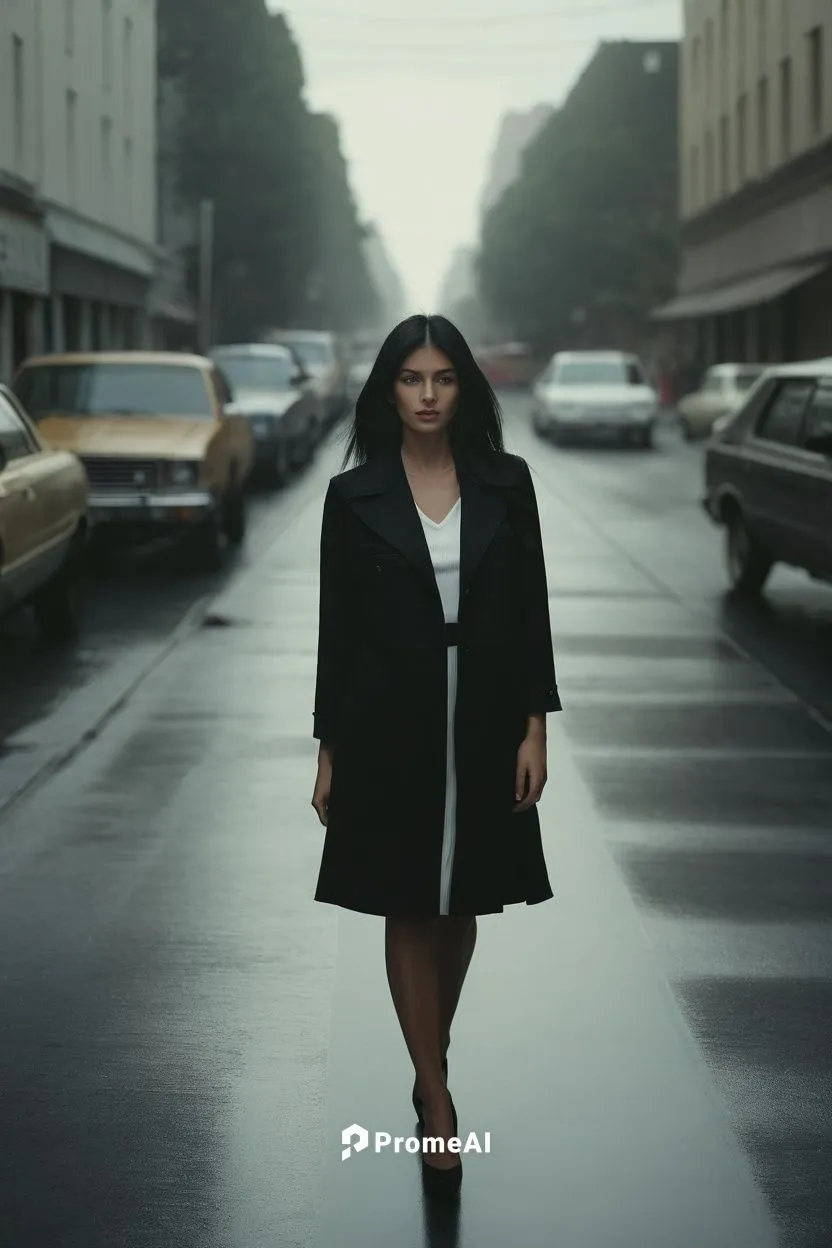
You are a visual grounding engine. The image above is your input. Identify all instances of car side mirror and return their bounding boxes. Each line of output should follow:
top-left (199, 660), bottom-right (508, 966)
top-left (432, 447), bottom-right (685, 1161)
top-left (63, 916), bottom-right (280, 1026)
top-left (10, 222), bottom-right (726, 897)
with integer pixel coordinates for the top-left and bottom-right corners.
top-left (291, 369), bottom-right (309, 385)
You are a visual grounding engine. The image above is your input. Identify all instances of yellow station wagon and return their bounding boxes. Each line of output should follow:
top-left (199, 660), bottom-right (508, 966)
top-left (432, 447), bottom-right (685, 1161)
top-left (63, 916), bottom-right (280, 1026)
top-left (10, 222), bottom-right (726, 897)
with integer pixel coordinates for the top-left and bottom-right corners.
top-left (13, 352), bottom-right (254, 570)
top-left (0, 383), bottom-right (88, 638)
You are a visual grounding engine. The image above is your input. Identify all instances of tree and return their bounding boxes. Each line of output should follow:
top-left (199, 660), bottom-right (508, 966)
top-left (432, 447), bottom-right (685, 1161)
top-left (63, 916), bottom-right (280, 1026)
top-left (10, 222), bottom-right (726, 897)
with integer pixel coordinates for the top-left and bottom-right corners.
top-left (157, 0), bottom-right (378, 339)
top-left (478, 42), bottom-right (680, 357)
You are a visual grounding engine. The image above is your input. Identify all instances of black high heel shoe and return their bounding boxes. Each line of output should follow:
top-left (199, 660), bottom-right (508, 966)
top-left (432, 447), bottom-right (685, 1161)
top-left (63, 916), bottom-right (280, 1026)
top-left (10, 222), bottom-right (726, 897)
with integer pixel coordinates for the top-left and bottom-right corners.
top-left (421, 1090), bottom-right (462, 1199)
top-left (412, 1055), bottom-right (448, 1129)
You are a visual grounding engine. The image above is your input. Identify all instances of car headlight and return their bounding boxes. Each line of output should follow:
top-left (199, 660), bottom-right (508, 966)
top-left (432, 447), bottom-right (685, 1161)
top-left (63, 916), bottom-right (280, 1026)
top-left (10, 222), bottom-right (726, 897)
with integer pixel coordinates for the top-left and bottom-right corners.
top-left (165, 460), bottom-right (200, 487)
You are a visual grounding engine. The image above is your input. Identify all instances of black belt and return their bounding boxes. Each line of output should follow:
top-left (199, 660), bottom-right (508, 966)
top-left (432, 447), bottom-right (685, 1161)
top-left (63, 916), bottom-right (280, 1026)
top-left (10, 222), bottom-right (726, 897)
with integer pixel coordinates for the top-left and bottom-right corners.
top-left (445, 622), bottom-right (459, 647)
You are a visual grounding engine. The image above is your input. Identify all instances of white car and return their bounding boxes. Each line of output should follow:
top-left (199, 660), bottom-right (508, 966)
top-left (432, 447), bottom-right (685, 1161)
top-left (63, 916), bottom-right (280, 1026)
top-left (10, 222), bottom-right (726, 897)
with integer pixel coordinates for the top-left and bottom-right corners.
top-left (532, 351), bottom-right (660, 448)
top-left (677, 363), bottom-right (765, 441)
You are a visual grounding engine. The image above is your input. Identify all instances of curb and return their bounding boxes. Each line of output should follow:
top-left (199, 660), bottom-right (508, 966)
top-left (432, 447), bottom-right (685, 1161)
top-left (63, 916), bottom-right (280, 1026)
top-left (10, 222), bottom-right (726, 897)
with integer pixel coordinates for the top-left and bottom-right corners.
top-left (0, 590), bottom-right (214, 821)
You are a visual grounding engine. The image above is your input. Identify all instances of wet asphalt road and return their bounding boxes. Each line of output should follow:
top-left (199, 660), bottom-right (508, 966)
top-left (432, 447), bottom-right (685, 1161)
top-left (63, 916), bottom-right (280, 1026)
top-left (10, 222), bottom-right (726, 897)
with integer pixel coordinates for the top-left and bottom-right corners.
top-left (0, 396), bottom-right (830, 1247)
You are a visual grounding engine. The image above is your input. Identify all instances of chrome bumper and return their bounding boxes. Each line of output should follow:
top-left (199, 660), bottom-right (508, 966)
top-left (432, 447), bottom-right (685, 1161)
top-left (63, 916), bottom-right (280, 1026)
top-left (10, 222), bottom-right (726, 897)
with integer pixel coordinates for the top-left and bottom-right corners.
top-left (88, 491), bottom-right (215, 523)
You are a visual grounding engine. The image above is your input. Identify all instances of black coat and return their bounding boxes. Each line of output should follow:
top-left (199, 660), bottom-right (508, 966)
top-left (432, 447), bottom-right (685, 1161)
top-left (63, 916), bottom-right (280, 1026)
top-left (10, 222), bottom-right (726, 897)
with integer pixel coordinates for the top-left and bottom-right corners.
top-left (312, 447), bottom-right (561, 917)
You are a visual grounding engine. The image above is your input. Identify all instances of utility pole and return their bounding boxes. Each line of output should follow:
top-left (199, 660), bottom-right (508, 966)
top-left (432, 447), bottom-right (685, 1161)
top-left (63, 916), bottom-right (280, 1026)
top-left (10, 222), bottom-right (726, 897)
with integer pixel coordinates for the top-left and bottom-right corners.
top-left (197, 199), bottom-right (214, 353)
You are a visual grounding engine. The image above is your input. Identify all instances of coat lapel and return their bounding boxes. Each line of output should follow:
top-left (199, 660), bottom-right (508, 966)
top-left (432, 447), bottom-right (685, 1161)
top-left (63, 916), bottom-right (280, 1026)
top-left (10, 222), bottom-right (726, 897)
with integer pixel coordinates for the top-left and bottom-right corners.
top-left (340, 448), bottom-right (509, 604)
top-left (343, 452), bottom-right (439, 594)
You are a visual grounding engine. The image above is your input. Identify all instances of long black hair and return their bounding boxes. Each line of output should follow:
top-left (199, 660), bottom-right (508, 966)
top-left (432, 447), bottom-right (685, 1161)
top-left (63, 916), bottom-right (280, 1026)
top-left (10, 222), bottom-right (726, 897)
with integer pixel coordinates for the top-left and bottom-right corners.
top-left (341, 314), bottom-right (504, 469)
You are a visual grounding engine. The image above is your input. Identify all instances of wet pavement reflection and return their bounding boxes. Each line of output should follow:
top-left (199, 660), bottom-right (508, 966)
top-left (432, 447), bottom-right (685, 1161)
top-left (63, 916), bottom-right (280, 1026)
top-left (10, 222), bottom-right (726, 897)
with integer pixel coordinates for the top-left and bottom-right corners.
top-left (0, 399), bottom-right (829, 1245)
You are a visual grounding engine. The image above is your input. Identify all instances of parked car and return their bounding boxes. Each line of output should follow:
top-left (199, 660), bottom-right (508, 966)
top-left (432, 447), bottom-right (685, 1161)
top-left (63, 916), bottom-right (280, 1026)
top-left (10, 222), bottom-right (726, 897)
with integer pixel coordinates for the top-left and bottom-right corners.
top-left (346, 351), bottom-right (377, 404)
top-left (211, 343), bottom-right (318, 483)
top-left (531, 351), bottom-right (660, 448)
top-left (263, 330), bottom-right (347, 429)
top-left (702, 359), bottom-right (832, 595)
top-left (0, 383), bottom-right (88, 638)
top-left (12, 352), bottom-right (253, 571)
top-left (677, 363), bottom-right (765, 440)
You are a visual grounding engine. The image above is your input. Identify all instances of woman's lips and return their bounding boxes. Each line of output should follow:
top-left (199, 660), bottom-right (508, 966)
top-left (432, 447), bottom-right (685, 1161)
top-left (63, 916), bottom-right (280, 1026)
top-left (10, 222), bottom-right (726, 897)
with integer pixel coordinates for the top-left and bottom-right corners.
top-left (417, 409), bottom-right (439, 416)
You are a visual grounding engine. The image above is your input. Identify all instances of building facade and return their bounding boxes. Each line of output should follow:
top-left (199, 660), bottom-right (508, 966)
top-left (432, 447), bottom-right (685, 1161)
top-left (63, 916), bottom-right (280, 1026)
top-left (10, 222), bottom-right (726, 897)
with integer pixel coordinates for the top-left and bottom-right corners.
top-left (656, 0), bottom-right (832, 364)
top-left (0, 0), bottom-right (159, 382)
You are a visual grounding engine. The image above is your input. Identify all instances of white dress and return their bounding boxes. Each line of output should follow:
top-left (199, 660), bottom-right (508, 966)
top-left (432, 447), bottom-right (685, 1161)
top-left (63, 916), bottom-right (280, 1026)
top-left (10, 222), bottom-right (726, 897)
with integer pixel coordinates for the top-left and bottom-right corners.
top-left (416, 497), bottom-right (461, 916)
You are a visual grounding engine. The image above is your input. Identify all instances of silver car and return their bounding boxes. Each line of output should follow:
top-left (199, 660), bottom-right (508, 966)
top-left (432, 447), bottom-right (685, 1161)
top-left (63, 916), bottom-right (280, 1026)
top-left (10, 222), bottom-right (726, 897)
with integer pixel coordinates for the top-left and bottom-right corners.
top-left (678, 363), bottom-right (765, 441)
top-left (211, 344), bottom-right (318, 485)
top-left (532, 351), bottom-right (660, 448)
top-left (263, 330), bottom-right (347, 431)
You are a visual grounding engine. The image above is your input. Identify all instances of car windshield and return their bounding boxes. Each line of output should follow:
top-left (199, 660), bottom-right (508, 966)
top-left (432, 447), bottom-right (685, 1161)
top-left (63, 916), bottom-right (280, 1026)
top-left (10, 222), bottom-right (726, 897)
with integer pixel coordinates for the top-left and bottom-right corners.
top-left (15, 363), bottom-right (213, 418)
top-left (554, 360), bottom-right (642, 385)
top-left (280, 339), bottom-right (330, 369)
top-left (214, 353), bottom-right (294, 390)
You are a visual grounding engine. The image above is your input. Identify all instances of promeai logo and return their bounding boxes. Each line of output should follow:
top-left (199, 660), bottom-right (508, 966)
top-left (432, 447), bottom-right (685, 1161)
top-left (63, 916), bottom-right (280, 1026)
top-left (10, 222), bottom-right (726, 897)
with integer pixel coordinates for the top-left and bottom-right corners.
top-left (342, 1123), bottom-right (370, 1161)
top-left (341, 1123), bottom-right (491, 1160)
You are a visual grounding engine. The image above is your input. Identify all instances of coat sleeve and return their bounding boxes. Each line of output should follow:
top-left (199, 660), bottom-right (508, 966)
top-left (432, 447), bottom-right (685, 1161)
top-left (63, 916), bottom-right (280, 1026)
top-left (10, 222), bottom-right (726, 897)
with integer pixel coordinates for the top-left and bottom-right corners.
top-left (313, 479), bottom-right (359, 743)
top-left (517, 460), bottom-right (562, 714)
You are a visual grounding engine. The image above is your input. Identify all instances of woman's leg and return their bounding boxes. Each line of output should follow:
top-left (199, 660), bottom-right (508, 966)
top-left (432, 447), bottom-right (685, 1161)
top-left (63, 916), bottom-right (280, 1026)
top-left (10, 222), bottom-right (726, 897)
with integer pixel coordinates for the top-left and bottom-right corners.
top-left (385, 916), bottom-right (458, 1168)
top-left (435, 916), bottom-right (477, 1060)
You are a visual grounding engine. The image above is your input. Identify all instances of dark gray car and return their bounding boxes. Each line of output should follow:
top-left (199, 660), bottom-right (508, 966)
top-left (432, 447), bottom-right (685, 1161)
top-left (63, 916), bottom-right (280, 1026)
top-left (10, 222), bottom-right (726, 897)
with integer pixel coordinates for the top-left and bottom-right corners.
top-left (210, 344), bottom-right (317, 486)
top-left (703, 360), bottom-right (832, 595)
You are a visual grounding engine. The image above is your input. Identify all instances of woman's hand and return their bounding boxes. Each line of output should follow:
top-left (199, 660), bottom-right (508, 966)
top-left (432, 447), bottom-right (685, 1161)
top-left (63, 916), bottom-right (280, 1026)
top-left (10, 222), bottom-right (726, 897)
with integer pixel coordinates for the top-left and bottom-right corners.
top-left (513, 715), bottom-right (547, 813)
top-left (312, 745), bottom-right (334, 827)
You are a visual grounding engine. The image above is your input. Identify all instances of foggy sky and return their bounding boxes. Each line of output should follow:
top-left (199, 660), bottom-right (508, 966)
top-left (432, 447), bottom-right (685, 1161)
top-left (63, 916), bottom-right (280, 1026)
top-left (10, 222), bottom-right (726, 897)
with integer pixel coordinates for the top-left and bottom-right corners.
top-left (270, 1), bottom-right (683, 312)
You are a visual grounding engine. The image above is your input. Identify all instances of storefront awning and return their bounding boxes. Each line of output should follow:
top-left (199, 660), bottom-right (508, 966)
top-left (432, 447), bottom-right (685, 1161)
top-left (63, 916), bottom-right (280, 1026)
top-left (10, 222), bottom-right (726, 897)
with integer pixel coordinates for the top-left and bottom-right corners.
top-left (651, 260), bottom-right (828, 320)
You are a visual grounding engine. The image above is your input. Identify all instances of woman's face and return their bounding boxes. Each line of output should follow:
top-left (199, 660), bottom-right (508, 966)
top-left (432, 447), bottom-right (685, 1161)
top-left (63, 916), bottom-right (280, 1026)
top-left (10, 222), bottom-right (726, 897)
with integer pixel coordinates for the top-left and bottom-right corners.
top-left (392, 346), bottom-right (459, 436)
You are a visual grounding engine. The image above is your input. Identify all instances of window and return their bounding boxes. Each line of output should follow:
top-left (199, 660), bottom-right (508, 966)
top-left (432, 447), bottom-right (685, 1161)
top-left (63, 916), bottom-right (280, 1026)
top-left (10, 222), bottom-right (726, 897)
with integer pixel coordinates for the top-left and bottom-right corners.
top-left (780, 57), bottom-right (792, 160)
top-left (757, 76), bottom-right (769, 173)
top-left (705, 128), bottom-right (715, 200)
top-left (124, 138), bottom-right (133, 226)
top-left (0, 393), bottom-right (36, 462)
top-left (720, 114), bottom-right (730, 195)
top-left (802, 384), bottom-right (832, 453)
top-left (13, 36), bottom-right (24, 173)
top-left (720, 0), bottom-right (730, 99)
top-left (808, 27), bottom-right (823, 141)
top-left (101, 117), bottom-right (113, 218)
top-left (737, 94), bottom-right (748, 183)
top-left (66, 90), bottom-right (78, 202)
top-left (16, 364), bottom-right (214, 419)
top-left (755, 379), bottom-right (814, 445)
top-left (102, 0), bottom-right (113, 90)
top-left (705, 19), bottom-right (715, 102)
top-left (123, 18), bottom-right (134, 121)
top-left (65, 0), bottom-right (75, 55)
top-left (757, 0), bottom-right (767, 68)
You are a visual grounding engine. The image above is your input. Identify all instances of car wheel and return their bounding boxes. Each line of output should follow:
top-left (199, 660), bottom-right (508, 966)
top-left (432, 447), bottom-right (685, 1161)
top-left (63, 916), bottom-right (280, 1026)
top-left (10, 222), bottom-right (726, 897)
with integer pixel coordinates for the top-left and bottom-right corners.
top-left (223, 484), bottom-right (247, 546)
top-left (638, 424), bottom-right (654, 449)
top-left (725, 510), bottom-right (773, 595)
top-left (267, 445), bottom-right (291, 488)
top-left (680, 416), bottom-right (695, 441)
top-left (32, 529), bottom-right (85, 641)
top-left (190, 509), bottom-right (224, 572)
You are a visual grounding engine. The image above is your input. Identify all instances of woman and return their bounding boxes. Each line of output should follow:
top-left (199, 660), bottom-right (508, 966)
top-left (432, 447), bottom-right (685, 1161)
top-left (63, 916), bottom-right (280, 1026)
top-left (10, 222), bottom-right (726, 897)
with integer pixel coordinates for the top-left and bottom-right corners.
top-left (311, 314), bottom-right (561, 1198)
